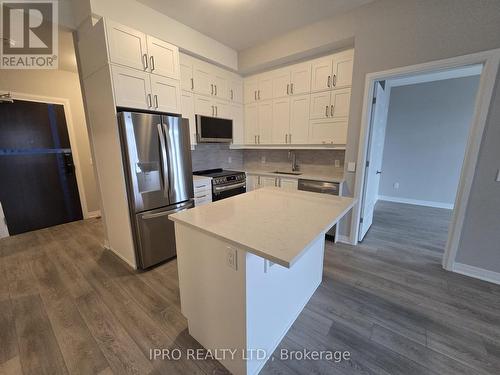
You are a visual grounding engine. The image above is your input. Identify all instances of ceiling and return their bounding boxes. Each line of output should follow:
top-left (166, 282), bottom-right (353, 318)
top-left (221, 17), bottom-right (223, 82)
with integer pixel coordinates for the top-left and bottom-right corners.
top-left (136, 0), bottom-right (374, 51)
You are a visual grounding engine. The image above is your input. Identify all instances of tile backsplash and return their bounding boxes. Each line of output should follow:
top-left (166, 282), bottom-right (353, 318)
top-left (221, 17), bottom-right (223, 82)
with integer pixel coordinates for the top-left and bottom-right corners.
top-left (191, 144), bottom-right (344, 176)
top-left (243, 149), bottom-right (345, 175)
top-left (191, 144), bottom-right (244, 171)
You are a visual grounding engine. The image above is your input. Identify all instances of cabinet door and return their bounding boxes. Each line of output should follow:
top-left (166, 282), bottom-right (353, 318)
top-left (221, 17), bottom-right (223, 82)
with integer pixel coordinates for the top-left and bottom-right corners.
top-left (244, 103), bottom-right (258, 144)
top-left (194, 94), bottom-right (213, 116)
top-left (150, 75), bottom-right (181, 114)
top-left (309, 118), bottom-right (348, 144)
top-left (260, 176), bottom-right (277, 187)
top-left (179, 53), bottom-right (194, 92)
top-left (258, 101), bottom-right (273, 144)
top-left (309, 91), bottom-right (331, 120)
top-left (229, 79), bottom-right (243, 103)
top-left (258, 75), bottom-right (273, 101)
top-left (230, 103), bottom-right (244, 145)
top-left (289, 94), bottom-right (310, 144)
top-left (272, 69), bottom-right (291, 98)
top-left (311, 56), bottom-right (332, 92)
top-left (106, 20), bottom-right (147, 71)
top-left (181, 91), bottom-right (197, 145)
top-left (193, 60), bottom-right (213, 96)
top-left (331, 88), bottom-right (351, 118)
top-left (279, 178), bottom-right (298, 191)
top-left (214, 100), bottom-right (229, 119)
top-left (111, 65), bottom-right (151, 110)
top-left (244, 79), bottom-right (259, 104)
top-left (246, 175), bottom-right (258, 191)
top-left (272, 98), bottom-right (290, 144)
top-left (290, 62), bottom-right (311, 95)
top-left (146, 36), bottom-right (179, 79)
top-left (332, 50), bottom-right (353, 89)
top-left (212, 69), bottom-right (228, 99)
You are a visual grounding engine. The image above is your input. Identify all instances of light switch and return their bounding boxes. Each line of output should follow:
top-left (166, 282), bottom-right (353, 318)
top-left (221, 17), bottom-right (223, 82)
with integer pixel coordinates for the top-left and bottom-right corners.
top-left (226, 246), bottom-right (238, 271)
top-left (347, 162), bottom-right (356, 172)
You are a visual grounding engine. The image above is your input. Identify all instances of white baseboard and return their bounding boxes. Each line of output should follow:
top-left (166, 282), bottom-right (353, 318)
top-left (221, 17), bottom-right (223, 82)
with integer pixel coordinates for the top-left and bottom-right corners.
top-left (378, 195), bottom-right (454, 209)
top-left (85, 210), bottom-right (102, 219)
top-left (336, 235), bottom-right (351, 244)
top-left (103, 243), bottom-right (137, 270)
top-left (452, 262), bottom-right (500, 285)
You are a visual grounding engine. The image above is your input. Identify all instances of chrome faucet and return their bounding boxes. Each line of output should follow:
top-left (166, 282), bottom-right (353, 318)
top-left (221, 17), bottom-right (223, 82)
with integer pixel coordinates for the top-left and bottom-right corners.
top-left (289, 150), bottom-right (299, 172)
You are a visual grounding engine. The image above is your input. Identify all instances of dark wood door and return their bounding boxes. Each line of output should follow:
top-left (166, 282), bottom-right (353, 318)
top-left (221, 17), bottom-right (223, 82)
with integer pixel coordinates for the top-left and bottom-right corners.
top-left (0, 100), bottom-right (83, 235)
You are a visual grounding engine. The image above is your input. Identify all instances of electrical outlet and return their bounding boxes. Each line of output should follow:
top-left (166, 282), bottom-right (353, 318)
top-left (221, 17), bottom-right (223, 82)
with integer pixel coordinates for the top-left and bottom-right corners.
top-left (226, 247), bottom-right (237, 270)
top-left (228, 156), bottom-right (232, 164)
top-left (261, 156), bottom-right (266, 164)
top-left (393, 182), bottom-right (400, 189)
top-left (347, 162), bottom-right (356, 172)
top-left (334, 160), bottom-right (341, 168)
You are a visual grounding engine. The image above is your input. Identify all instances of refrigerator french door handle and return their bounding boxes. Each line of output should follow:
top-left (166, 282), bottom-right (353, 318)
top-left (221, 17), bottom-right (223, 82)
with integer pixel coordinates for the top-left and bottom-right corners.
top-left (162, 122), bottom-right (175, 199)
top-left (157, 123), bottom-right (170, 198)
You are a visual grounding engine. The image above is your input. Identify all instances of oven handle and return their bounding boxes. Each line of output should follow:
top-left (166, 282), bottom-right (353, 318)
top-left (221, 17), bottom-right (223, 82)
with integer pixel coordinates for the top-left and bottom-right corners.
top-left (213, 181), bottom-right (246, 193)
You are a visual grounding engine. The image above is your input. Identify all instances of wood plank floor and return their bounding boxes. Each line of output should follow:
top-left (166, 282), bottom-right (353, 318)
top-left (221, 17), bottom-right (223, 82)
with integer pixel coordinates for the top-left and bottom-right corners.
top-left (1, 201), bottom-right (499, 374)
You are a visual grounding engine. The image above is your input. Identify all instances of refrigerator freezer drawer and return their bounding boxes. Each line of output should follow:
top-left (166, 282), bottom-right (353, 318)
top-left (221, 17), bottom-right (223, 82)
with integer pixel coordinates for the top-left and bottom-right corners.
top-left (135, 202), bottom-right (193, 268)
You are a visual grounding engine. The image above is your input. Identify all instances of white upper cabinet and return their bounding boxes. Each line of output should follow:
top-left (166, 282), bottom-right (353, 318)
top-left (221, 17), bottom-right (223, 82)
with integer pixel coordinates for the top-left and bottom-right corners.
top-left (272, 98), bottom-right (290, 144)
top-left (273, 69), bottom-right (291, 98)
top-left (180, 53), bottom-right (194, 92)
top-left (244, 79), bottom-right (259, 104)
top-left (150, 75), bottom-right (181, 113)
top-left (290, 62), bottom-right (311, 95)
top-left (212, 68), bottom-right (228, 99)
top-left (106, 20), bottom-right (148, 71)
top-left (146, 36), bottom-right (180, 79)
top-left (228, 77), bottom-right (243, 103)
top-left (230, 103), bottom-right (244, 144)
top-left (194, 94), bottom-right (213, 116)
top-left (309, 88), bottom-right (351, 120)
top-left (309, 118), bottom-right (348, 145)
top-left (258, 101), bottom-right (273, 144)
top-left (244, 103), bottom-right (259, 144)
top-left (331, 88), bottom-right (351, 118)
top-left (311, 56), bottom-right (333, 93)
top-left (193, 60), bottom-right (213, 96)
top-left (309, 91), bottom-right (332, 120)
top-left (245, 74), bottom-right (273, 103)
top-left (289, 94), bottom-right (310, 144)
top-left (332, 50), bottom-right (354, 89)
top-left (310, 49), bottom-right (353, 92)
top-left (111, 65), bottom-right (151, 110)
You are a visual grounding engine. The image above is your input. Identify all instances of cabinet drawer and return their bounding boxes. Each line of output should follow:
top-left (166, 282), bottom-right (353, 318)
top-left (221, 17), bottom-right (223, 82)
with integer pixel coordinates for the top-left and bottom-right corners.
top-left (193, 177), bottom-right (212, 190)
top-left (194, 194), bottom-right (212, 206)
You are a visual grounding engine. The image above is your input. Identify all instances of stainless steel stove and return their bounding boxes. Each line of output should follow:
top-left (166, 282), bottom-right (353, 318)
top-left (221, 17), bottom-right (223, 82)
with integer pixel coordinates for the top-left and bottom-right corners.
top-left (193, 169), bottom-right (246, 201)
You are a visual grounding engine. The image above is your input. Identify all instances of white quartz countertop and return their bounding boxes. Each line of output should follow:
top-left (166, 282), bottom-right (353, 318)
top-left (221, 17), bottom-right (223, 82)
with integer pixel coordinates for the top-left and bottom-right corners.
top-left (169, 188), bottom-right (356, 268)
top-left (245, 169), bottom-right (345, 183)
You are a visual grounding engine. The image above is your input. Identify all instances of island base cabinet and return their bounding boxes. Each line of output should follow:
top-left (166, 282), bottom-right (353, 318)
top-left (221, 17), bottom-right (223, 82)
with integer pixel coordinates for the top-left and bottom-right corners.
top-left (174, 223), bottom-right (325, 375)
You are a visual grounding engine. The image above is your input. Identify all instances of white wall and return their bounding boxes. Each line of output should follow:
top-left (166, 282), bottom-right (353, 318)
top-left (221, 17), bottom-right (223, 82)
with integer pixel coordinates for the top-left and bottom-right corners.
top-left (238, 0), bottom-right (500, 274)
top-left (379, 76), bottom-right (480, 208)
top-left (0, 30), bottom-right (100, 215)
top-left (88, 0), bottom-right (238, 70)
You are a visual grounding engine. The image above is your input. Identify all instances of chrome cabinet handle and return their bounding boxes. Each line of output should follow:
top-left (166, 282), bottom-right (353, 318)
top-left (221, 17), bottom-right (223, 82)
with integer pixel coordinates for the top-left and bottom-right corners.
top-left (258, 135), bottom-right (260, 144)
top-left (289, 133), bottom-right (292, 143)
top-left (285, 134), bottom-right (288, 143)
top-left (211, 84), bottom-right (214, 95)
top-left (191, 78), bottom-right (194, 90)
top-left (143, 54), bottom-right (148, 70)
top-left (333, 74), bottom-right (337, 87)
top-left (150, 56), bottom-right (155, 71)
top-left (286, 84), bottom-right (289, 95)
top-left (330, 104), bottom-right (334, 117)
top-left (147, 93), bottom-right (152, 108)
top-left (327, 75), bottom-right (331, 88)
top-left (325, 105), bottom-right (329, 117)
top-left (214, 85), bottom-right (217, 96)
top-left (231, 89), bottom-right (234, 100)
top-left (254, 135), bottom-right (257, 144)
top-left (254, 91), bottom-right (257, 100)
top-left (290, 83), bottom-right (294, 94)
top-left (215, 106), bottom-right (218, 117)
top-left (258, 90), bottom-right (261, 100)
top-left (154, 94), bottom-right (159, 109)
top-left (211, 105), bottom-right (214, 116)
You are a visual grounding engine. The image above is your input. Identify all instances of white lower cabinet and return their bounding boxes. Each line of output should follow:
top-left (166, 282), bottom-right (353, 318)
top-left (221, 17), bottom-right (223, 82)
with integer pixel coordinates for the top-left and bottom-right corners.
top-left (248, 175), bottom-right (298, 191)
top-left (193, 176), bottom-right (212, 206)
top-left (279, 178), bottom-right (298, 191)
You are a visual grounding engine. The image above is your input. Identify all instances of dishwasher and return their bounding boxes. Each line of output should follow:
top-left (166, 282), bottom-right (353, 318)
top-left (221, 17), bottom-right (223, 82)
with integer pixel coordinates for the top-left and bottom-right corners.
top-left (298, 179), bottom-right (341, 241)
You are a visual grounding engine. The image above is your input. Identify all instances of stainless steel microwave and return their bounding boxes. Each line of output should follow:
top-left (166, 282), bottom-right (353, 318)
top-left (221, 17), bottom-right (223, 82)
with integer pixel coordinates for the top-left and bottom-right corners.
top-left (196, 115), bottom-right (233, 143)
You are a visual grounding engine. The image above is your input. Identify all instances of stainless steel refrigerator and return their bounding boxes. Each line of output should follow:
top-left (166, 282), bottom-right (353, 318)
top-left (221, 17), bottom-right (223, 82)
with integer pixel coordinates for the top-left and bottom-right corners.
top-left (118, 111), bottom-right (194, 269)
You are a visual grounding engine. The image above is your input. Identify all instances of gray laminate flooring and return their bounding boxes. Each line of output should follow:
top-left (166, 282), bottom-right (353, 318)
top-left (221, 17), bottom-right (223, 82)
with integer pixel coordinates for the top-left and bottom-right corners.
top-left (1, 202), bottom-right (499, 375)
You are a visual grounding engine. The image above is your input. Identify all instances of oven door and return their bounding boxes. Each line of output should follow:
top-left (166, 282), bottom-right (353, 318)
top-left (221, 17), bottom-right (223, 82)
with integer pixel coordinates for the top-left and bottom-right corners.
top-left (212, 181), bottom-right (246, 201)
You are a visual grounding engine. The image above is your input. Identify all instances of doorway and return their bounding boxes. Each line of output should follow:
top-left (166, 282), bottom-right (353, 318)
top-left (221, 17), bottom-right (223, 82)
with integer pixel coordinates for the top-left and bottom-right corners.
top-left (0, 99), bottom-right (83, 235)
top-left (351, 48), bottom-right (500, 271)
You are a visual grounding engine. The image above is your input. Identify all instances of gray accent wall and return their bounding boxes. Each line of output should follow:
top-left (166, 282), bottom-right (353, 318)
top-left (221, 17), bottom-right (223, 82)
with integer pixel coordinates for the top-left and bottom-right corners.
top-left (238, 0), bottom-right (500, 274)
top-left (379, 76), bottom-right (480, 206)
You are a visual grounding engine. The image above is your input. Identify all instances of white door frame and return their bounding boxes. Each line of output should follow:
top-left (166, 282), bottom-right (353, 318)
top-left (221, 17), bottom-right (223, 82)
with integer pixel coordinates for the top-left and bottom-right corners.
top-left (3, 91), bottom-right (94, 219)
top-left (350, 48), bottom-right (500, 271)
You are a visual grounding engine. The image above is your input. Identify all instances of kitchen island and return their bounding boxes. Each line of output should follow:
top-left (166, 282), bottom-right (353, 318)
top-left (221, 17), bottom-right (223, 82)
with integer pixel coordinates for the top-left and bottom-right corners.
top-left (169, 188), bottom-right (355, 375)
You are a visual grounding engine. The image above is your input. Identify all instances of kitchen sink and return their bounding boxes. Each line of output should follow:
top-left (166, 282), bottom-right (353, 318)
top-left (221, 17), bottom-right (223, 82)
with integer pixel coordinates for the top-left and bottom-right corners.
top-left (272, 171), bottom-right (302, 175)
